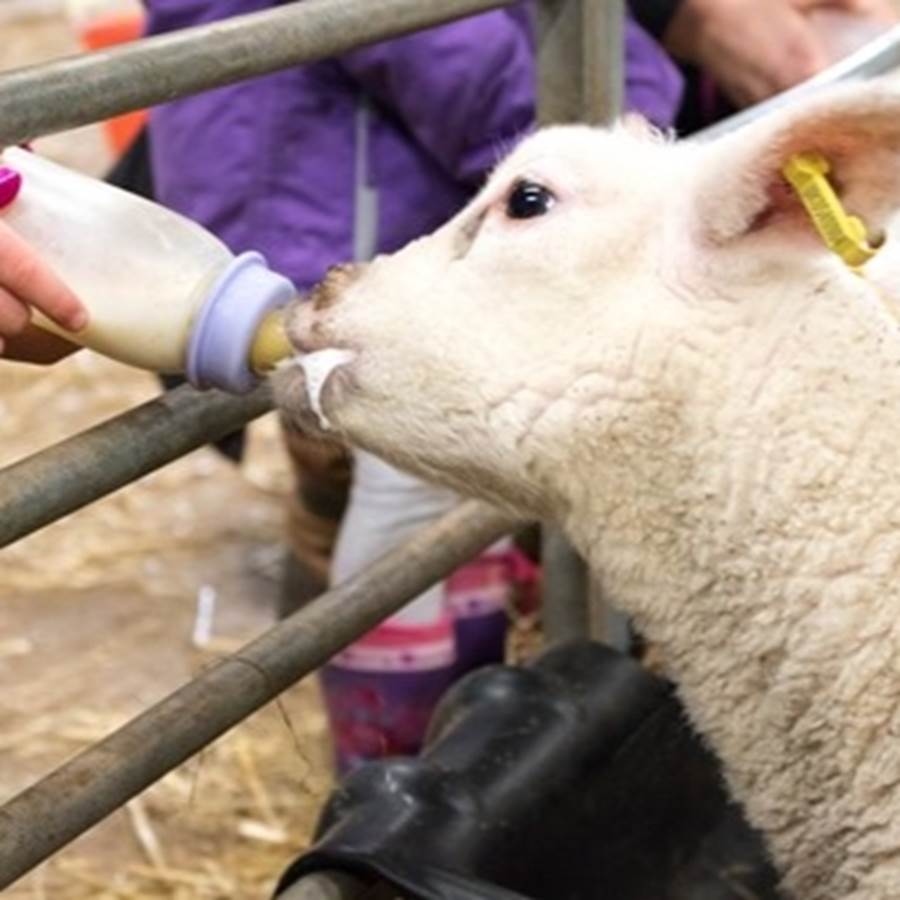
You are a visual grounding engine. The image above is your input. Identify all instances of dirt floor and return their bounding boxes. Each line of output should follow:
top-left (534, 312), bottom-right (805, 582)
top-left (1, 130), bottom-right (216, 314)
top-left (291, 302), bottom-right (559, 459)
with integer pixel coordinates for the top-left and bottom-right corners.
top-left (1, 10), bottom-right (333, 898)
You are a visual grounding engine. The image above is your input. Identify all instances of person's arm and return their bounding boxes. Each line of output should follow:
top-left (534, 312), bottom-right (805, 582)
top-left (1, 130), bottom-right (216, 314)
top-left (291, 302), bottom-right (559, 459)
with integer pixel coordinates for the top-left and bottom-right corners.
top-left (0, 220), bottom-right (86, 361)
top-left (337, 9), bottom-right (535, 188)
top-left (662, 0), bottom-right (897, 107)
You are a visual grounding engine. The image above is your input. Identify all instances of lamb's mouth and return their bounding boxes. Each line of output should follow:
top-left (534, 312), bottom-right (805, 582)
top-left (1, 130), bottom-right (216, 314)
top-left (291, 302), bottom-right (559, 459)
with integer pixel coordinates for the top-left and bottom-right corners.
top-left (278, 347), bottom-right (357, 431)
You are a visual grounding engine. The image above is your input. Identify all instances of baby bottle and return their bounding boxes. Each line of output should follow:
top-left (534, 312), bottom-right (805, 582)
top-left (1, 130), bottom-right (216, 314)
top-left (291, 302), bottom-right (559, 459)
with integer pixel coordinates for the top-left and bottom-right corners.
top-left (0, 147), bottom-right (294, 393)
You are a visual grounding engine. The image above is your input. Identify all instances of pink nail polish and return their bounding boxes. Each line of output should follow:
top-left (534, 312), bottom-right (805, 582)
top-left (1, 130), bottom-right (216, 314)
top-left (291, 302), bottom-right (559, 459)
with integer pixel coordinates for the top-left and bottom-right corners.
top-left (0, 168), bottom-right (22, 209)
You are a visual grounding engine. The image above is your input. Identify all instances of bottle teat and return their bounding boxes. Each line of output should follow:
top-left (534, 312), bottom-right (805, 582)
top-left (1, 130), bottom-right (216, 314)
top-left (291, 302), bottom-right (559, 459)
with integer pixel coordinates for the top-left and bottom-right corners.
top-left (249, 309), bottom-right (293, 375)
top-left (186, 252), bottom-right (295, 393)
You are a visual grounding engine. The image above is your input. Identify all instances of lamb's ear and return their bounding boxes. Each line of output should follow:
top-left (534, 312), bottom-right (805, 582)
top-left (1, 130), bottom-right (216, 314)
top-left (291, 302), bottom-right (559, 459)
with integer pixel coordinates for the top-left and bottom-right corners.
top-left (692, 84), bottom-right (900, 254)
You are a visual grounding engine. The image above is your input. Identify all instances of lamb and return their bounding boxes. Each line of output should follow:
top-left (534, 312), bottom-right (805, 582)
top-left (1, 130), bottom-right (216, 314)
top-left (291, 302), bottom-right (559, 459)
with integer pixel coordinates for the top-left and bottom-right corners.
top-left (274, 82), bottom-right (900, 899)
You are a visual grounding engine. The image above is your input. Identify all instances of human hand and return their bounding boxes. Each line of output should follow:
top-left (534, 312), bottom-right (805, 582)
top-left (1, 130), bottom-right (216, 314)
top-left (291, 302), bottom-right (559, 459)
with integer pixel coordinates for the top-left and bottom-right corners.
top-left (0, 219), bottom-right (87, 358)
top-left (810, 0), bottom-right (897, 24)
top-left (663, 0), bottom-right (881, 107)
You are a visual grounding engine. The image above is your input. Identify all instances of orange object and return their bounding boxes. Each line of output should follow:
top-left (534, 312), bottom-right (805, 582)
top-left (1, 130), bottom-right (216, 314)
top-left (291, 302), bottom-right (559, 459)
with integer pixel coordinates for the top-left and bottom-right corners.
top-left (77, 10), bottom-right (148, 154)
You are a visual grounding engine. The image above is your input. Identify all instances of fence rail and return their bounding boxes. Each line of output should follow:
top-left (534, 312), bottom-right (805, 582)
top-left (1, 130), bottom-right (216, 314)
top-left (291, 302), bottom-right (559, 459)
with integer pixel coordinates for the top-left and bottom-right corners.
top-left (0, 0), bottom-right (513, 147)
top-left (536, 0), bottom-right (625, 646)
top-left (0, 383), bottom-right (271, 547)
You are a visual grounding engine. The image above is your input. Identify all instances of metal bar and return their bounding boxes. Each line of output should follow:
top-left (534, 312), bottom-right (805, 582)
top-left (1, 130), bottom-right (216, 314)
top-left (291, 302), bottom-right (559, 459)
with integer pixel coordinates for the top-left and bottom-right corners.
top-left (536, 0), bottom-right (623, 645)
top-left (581, 0), bottom-right (624, 125)
top-left (0, 500), bottom-right (518, 890)
top-left (0, 0), bottom-right (513, 147)
top-left (536, 0), bottom-right (623, 125)
top-left (0, 383), bottom-right (272, 548)
top-left (540, 527), bottom-right (589, 643)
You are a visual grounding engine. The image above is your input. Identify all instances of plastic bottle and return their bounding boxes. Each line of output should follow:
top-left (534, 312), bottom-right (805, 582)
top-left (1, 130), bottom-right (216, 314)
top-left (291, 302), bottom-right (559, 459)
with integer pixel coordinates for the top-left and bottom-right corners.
top-left (0, 147), bottom-right (294, 393)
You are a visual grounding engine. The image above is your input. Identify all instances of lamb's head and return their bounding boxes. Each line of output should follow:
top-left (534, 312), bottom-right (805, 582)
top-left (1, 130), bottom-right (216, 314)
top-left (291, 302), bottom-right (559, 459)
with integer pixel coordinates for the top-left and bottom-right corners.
top-left (274, 84), bottom-right (900, 527)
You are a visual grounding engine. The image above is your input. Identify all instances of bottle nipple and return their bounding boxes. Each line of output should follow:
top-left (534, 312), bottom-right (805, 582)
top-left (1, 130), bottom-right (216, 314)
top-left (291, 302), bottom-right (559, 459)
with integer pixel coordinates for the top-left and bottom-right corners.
top-left (249, 309), bottom-right (293, 374)
top-left (186, 251), bottom-right (296, 393)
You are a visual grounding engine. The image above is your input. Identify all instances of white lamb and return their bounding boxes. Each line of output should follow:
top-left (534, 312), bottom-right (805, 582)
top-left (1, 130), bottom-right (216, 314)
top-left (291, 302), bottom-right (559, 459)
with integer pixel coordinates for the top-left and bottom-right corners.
top-left (275, 83), bottom-right (900, 899)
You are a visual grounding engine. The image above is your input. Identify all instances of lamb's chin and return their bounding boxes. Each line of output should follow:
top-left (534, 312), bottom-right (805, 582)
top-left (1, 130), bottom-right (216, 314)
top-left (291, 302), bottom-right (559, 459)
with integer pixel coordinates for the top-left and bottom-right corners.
top-left (271, 348), bottom-right (357, 433)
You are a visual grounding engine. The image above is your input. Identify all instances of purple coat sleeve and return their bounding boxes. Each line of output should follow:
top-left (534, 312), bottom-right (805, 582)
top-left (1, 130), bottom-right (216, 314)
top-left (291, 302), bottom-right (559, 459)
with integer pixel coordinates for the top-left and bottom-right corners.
top-left (338, 8), bottom-right (537, 188)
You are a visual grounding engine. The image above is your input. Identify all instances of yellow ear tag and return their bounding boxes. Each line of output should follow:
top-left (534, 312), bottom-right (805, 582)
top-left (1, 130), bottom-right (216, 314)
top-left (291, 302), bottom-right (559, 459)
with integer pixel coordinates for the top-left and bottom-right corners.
top-left (782, 152), bottom-right (879, 270)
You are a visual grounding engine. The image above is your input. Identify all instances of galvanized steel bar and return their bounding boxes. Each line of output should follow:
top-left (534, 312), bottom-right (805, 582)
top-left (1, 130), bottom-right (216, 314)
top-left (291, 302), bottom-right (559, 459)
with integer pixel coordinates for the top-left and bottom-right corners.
top-left (540, 526), bottom-right (590, 643)
top-left (0, 383), bottom-right (272, 548)
top-left (536, 0), bottom-right (623, 125)
top-left (0, 0), bottom-right (514, 147)
top-left (536, 0), bottom-right (623, 645)
top-left (0, 500), bottom-right (518, 890)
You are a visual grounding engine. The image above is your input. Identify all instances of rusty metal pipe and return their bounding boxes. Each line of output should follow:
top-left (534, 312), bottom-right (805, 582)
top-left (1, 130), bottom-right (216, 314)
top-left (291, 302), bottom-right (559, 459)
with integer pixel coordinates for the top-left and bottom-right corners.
top-left (536, 0), bottom-right (623, 126)
top-left (0, 0), bottom-right (513, 147)
top-left (0, 500), bottom-right (518, 889)
top-left (0, 383), bottom-right (272, 548)
top-left (536, 0), bottom-right (623, 645)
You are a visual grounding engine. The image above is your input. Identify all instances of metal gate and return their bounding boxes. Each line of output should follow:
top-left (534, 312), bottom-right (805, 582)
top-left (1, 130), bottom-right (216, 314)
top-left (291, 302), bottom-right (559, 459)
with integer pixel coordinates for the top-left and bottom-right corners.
top-left (1, 2), bottom-right (898, 894)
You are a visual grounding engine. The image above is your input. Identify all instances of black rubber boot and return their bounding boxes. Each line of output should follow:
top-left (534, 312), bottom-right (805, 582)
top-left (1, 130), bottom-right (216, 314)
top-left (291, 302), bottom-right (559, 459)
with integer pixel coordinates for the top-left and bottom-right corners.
top-left (275, 642), bottom-right (780, 900)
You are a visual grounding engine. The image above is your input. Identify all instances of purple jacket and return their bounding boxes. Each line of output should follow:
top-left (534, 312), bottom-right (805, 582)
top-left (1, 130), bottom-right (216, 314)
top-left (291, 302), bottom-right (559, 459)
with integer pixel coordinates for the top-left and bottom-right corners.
top-left (145, 3), bottom-right (682, 290)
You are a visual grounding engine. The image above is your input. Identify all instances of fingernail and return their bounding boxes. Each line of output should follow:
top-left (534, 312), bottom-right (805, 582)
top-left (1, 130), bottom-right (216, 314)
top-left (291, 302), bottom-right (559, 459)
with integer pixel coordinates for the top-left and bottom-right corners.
top-left (67, 309), bottom-right (89, 332)
top-left (0, 168), bottom-right (22, 209)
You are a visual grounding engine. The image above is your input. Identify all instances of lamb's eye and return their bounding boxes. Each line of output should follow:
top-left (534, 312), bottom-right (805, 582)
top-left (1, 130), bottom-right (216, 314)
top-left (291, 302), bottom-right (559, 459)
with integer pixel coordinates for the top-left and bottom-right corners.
top-left (505, 180), bottom-right (555, 220)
